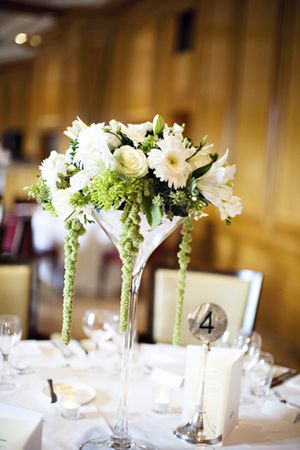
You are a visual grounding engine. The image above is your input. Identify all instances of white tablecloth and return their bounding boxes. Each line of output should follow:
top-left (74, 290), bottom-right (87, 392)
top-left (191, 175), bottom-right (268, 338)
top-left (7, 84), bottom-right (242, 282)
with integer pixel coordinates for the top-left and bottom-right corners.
top-left (1, 341), bottom-right (300, 450)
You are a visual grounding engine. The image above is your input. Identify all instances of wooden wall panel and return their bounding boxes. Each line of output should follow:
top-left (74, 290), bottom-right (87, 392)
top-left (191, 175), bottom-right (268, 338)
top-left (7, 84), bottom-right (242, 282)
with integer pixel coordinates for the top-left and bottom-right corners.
top-left (275, 1), bottom-right (300, 227)
top-left (233, 0), bottom-right (280, 220)
top-left (124, 24), bottom-right (156, 121)
top-left (0, 62), bottom-right (33, 157)
top-left (192, 0), bottom-right (243, 148)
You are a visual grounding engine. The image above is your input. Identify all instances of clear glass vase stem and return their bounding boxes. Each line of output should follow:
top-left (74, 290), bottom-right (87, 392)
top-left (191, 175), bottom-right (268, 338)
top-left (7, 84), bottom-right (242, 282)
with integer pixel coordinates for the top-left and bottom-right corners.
top-left (109, 269), bottom-right (143, 448)
top-left (0, 353), bottom-right (10, 386)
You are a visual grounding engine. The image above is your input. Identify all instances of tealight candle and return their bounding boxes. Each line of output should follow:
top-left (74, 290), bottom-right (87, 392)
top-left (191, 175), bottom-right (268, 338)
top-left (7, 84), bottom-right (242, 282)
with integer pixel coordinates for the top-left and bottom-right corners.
top-left (153, 386), bottom-right (170, 413)
top-left (61, 396), bottom-right (80, 420)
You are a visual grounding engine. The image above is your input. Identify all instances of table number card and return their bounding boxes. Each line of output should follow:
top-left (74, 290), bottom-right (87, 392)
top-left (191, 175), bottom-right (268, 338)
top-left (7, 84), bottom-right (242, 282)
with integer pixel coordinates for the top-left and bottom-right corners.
top-left (182, 346), bottom-right (244, 442)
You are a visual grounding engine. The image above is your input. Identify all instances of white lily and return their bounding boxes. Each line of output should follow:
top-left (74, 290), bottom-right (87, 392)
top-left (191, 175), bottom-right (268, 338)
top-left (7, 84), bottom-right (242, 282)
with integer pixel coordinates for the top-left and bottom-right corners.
top-left (196, 150), bottom-right (241, 219)
top-left (120, 122), bottom-right (152, 144)
top-left (188, 144), bottom-right (215, 171)
top-left (63, 116), bottom-right (87, 140)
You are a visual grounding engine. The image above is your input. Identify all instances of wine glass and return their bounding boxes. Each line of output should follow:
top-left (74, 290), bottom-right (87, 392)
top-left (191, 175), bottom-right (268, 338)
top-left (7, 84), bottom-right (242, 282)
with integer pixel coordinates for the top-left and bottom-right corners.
top-left (232, 330), bottom-right (262, 402)
top-left (248, 351), bottom-right (274, 398)
top-left (0, 314), bottom-right (22, 390)
top-left (231, 330), bottom-right (262, 370)
top-left (82, 308), bottom-right (116, 351)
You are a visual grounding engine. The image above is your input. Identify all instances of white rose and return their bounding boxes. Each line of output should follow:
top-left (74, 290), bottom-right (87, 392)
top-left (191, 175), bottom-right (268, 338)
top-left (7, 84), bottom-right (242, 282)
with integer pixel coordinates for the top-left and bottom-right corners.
top-left (70, 170), bottom-right (90, 191)
top-left (114, 145), bottom-right (148, 178)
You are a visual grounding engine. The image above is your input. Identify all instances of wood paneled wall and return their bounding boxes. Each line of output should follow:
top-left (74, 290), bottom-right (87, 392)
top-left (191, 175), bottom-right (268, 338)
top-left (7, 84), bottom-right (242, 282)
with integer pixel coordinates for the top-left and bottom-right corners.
top-left (0, 0), bottom-right (299, 355)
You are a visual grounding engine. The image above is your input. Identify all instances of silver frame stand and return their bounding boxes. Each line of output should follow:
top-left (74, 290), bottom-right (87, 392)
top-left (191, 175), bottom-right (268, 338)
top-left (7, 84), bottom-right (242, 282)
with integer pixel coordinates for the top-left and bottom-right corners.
top-left (174, 341), bottom-right (222, 445)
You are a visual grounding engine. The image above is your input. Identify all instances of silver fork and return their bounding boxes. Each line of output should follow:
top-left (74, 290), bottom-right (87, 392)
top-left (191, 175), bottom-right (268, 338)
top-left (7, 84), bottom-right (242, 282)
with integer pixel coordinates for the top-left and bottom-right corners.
top-left (274, 391), bottom-right (300, 410)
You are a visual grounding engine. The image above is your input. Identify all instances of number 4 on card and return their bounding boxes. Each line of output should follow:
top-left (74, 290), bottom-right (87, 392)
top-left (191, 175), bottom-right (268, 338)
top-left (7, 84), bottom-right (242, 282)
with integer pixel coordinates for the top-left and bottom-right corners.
top-left (198, 311), bottom-right (214, 334)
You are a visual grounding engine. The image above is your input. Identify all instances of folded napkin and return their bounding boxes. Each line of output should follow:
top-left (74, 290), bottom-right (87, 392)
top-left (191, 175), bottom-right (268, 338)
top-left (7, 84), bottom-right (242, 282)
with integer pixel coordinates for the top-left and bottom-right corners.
top-left (262, 399), bottom-right (299, 424)
top-left (139, 343), bottom-right (186, 375)
top-left (0, 403), bottom-right (43, 450)
top-left (287, 374), bottom-right (300, 391)
top-left (149, 367), bottom-right (183, 390)
top-left (10, 340), bottom-right (87, 370)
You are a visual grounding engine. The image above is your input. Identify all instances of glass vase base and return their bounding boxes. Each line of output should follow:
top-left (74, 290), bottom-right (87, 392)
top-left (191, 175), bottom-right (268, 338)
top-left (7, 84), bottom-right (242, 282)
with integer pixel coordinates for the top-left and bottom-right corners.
top-left (0, 380), bottom-right (22, 391)
top-left (79, 437), bottom-right (158, 450)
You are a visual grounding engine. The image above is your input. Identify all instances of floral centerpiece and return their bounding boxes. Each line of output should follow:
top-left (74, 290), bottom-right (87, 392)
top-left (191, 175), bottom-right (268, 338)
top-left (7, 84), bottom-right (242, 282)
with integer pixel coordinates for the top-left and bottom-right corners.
top-left (29, 114), bottom-right (242, 345)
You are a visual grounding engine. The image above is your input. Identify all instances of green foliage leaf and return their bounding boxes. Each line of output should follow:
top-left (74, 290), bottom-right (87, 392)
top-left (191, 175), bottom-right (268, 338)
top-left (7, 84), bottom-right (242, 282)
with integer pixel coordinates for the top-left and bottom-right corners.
top-left (142, 196), bottom-right (162, 228)
top-left (192, 159), bottom-right (214, 179)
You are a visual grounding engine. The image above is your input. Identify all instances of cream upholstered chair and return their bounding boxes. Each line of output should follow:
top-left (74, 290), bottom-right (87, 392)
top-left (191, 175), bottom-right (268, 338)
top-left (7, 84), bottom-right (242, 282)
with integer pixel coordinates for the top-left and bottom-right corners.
top-left (152, 268), bottom-right (263, 345)
top-left (0, 257), bottom-right (37, 339)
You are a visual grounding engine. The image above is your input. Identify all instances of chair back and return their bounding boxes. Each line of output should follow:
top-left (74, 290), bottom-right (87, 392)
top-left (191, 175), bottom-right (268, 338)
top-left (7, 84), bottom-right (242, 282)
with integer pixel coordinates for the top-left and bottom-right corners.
top-left (152, 268), bottom-right (263, 345)
top-left (0, 257), bottom-right (37, 339)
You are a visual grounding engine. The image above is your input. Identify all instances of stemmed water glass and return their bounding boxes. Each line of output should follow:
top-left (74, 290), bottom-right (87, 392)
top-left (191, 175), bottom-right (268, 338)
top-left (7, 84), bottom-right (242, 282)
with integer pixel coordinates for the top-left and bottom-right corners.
top-left (82, 308), bottom-right (116, 351)
top-left (0, 314), bottom-right (22, 390)
top-left (232, 331), bottom-right (262, 372)
top-left (232, 330), bottom-right (262, 402)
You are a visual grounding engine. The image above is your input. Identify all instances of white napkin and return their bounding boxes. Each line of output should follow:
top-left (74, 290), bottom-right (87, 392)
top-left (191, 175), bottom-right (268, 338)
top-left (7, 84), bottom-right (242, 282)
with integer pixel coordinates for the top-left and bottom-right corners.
top-left (262, 399), bottom-right (299, 424)
top-left (10, 340), bottom-right (87, 370)
top-left (139, 343), bottom-right (186, 375)
top-left (149, 367), bottom-right (183, 390)
top-left (287, 374), bottom-right (300, 391)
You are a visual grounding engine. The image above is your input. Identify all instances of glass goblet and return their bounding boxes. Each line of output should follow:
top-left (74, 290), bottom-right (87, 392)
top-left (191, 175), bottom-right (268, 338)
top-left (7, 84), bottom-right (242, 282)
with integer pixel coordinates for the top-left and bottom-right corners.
top-left (0, 314), bottom-right (22, 390)
top-left (242, 331), bottom-right (262, 372)
top-left (231, 330), bottom-right (262, 371)
top-left (82, 308), bottom-right (115, 351)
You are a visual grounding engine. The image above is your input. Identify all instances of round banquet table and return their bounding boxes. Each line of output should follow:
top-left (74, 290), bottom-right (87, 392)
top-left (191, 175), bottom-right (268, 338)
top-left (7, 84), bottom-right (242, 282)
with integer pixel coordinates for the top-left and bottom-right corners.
top-left (0, 340), bottom-right (299, 450)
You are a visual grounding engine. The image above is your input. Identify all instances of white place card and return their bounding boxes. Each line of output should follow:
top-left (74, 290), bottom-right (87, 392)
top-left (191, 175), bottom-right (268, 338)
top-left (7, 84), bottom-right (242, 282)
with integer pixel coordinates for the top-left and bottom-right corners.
top-left (0, 403), bottom-right (43, 450)
top-left (182, 346), bottom-right (244, 443)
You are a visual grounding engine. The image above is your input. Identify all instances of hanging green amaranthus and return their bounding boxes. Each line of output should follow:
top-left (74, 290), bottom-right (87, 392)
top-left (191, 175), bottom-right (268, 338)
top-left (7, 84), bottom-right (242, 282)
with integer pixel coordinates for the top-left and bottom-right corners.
top-left (62, 219), bottom-right (85, 344)
top-left (173, 216), bottom-right (193, 345)
top-left (119, 202), bottom-right (143, 332)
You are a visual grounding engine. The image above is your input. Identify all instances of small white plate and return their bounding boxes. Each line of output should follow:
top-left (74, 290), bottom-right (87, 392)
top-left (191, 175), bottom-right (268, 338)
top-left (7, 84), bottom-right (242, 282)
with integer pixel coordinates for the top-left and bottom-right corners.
top-left (42, 381), bottom-right (96, 404)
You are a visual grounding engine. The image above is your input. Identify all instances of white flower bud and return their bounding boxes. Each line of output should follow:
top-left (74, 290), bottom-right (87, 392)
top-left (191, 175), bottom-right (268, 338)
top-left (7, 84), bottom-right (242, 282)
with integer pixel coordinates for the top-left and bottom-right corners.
top-left (109, 119), bottom-right (121, 133)
top-left (153, 114), bottom-right (165, 136)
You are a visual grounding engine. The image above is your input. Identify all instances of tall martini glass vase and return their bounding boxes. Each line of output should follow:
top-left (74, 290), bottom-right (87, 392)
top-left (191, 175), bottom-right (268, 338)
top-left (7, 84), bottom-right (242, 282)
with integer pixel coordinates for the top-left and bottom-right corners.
top-left (79, 209), bottom-right (184, 450)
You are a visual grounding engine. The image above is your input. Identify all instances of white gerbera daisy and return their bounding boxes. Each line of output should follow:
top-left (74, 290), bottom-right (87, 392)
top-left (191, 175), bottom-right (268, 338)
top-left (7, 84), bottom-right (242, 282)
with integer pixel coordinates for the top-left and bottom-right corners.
top-left (148, 135), bottom-right (193, 189)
